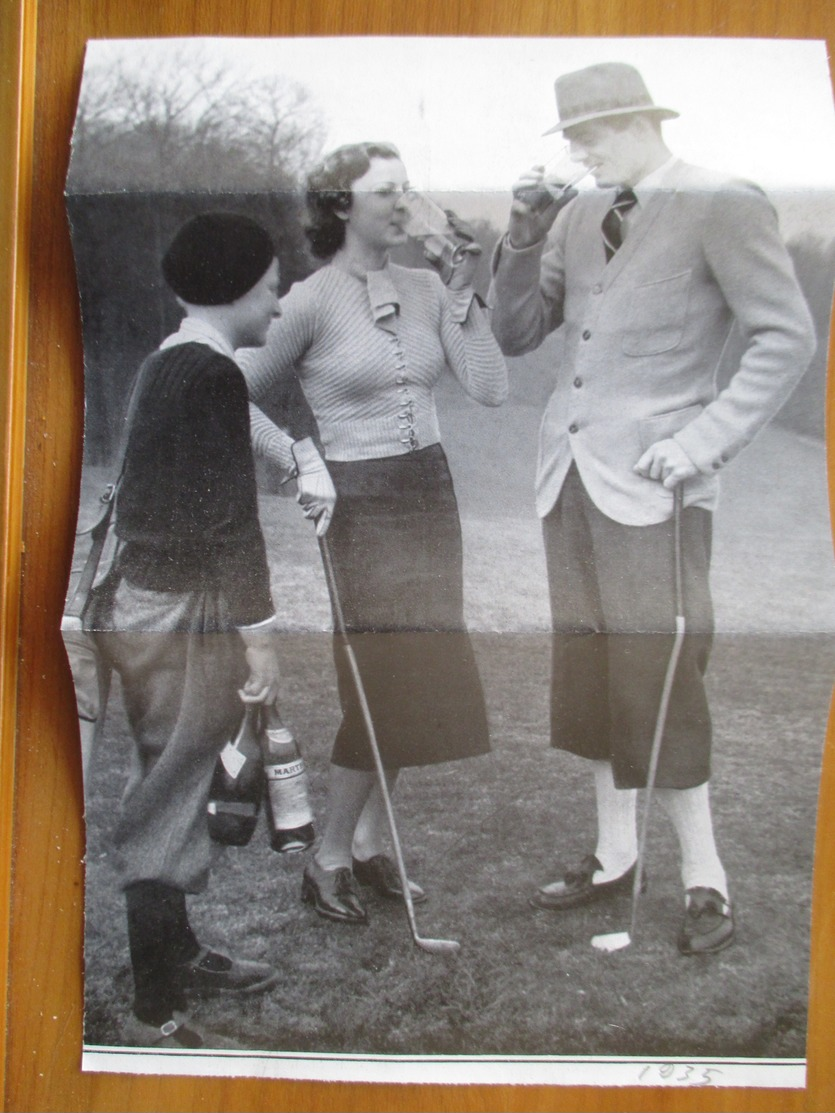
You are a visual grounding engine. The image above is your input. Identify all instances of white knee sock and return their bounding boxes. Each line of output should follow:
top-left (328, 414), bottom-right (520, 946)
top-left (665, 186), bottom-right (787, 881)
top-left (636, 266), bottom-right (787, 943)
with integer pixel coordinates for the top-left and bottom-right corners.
top-left (592, 760), bottom-right (638, 881)
top-left (656, 782), bottom-right (728, 901)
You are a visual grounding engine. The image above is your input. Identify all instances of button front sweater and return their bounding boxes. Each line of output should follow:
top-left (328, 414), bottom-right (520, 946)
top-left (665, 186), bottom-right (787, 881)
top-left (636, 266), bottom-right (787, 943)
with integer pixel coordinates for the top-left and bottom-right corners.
top-left (241, 261), bottom-right (508, 468)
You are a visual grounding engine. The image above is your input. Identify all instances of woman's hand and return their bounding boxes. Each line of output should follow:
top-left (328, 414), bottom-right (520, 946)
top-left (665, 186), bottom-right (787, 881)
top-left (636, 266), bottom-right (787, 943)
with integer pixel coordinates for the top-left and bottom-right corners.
top-left (444, 211), bottom-right (483, 291)
top-left (424, 209), bottom-right (483, 290)
top-left (446, 243), bottom-right (482, 291)
top-left (238, 624), bottom-right (282, 705)
top-left (292, 437), bottom-right (337, 536)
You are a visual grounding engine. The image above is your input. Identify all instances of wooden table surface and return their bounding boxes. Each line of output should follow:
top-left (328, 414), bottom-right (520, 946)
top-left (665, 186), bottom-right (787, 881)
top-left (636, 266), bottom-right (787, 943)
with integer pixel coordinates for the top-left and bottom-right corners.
top-left (2, 1), bottom-right (835, 1109)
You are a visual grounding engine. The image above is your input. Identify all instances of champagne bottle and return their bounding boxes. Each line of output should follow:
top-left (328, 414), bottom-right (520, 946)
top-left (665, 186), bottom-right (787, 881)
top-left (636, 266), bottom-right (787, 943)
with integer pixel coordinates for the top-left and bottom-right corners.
top-left (261, 706), bottom-right (315, 852)
top-left (207, 704), bottom-right (263, 846)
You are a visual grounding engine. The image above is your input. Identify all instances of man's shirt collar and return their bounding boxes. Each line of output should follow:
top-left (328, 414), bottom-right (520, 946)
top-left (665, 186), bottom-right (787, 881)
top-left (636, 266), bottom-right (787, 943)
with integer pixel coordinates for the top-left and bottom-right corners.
top-left (631, 155), bottom-right (679, 209)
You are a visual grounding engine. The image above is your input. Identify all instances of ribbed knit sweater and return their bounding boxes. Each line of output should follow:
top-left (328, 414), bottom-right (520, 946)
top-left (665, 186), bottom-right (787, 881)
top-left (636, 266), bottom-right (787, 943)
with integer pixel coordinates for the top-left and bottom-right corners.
top-left (240, 261), bottom-right (508, 468)
top-left (115, 342), bottom-right (275, 627)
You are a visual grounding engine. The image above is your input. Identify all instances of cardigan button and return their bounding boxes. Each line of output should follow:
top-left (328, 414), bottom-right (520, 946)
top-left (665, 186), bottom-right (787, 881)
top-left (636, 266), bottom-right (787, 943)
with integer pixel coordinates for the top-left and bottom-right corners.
top-left (582, 329), bottom-right (591, 340)
top-left (568, 423), bottom-right (579, 434)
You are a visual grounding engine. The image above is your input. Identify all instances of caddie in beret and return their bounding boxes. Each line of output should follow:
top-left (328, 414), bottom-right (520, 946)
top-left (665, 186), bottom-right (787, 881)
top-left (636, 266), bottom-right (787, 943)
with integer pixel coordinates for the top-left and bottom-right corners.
top-left (86, 207), bottom-right (285, 1049)
top-left (162, 210), bottom-right (276, 305)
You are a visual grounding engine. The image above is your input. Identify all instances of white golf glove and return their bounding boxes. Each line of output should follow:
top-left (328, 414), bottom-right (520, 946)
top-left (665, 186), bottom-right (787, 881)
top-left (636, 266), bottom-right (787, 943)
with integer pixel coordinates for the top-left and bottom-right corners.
top-left (291, 437), bottom-right (336, 536)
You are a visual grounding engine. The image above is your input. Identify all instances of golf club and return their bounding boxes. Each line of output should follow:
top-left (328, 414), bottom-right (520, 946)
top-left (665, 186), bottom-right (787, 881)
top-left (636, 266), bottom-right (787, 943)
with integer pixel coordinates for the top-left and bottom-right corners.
top-left (592, 482), bottom-right (686, 953)
top-left (318, 533), bottom-right (461, 956)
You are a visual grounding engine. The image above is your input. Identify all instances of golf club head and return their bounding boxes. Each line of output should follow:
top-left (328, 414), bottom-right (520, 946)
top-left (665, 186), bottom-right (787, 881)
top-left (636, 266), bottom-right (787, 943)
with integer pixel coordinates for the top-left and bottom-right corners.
top-left (591, 930), bottom-right (631, 953)
top-left (415, 937), bottom-right (461, 956)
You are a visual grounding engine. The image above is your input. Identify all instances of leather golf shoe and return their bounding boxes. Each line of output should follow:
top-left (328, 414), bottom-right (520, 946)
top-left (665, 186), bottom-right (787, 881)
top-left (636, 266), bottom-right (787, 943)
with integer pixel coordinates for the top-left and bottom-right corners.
top-left (352, 854), bottom-right (427, 904)
top-left (301, 859), bottom-right (368, 924)
top-left (677, 887), bottom-right (735, 955)
top-left (177, 946), bottom-right (279, 995)
top-left (123, 1011), bottom-right (205, 1049)
top-left (530, 854), bottom-right (645, 911)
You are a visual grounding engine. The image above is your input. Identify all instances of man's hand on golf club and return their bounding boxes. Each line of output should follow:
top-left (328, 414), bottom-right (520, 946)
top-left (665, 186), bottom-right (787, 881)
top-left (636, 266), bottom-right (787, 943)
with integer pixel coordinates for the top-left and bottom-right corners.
top-left (634, 438), bottom-right (698, 489)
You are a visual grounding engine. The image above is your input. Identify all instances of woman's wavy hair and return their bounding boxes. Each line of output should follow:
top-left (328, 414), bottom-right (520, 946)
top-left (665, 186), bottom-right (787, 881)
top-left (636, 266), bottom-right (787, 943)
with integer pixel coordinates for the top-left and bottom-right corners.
top-left (305, 141), bottom-right (402, 259)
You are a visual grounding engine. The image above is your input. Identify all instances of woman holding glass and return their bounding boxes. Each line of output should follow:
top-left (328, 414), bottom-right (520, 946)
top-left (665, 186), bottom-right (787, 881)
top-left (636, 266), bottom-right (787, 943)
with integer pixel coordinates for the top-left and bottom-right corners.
top-left (241, 142), bottom-right (507, 925)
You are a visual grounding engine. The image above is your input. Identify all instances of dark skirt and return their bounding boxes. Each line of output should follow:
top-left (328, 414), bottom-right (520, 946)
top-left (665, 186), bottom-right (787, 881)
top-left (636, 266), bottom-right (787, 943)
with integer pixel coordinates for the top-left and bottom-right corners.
top-left (325, 444), bottom-right (490, 771)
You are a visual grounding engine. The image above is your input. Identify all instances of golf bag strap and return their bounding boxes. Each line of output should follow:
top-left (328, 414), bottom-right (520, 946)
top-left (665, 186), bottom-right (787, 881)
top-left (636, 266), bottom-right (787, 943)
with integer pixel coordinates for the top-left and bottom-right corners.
top-left (64, 487), bottom-right (118, 621)
top-left (64, 357), bottom-right (154, 622)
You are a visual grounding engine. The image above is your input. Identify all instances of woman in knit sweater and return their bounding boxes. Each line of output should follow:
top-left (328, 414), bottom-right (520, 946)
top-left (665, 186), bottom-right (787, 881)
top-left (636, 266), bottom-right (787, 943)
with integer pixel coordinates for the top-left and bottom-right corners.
top-left (241, 142), bottom-right (508, 925)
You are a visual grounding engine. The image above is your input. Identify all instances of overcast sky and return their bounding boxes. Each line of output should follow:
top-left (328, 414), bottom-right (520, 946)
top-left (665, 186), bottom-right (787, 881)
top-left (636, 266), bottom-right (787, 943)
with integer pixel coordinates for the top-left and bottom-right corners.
top-left (85, 35), bottom-right (835, 234)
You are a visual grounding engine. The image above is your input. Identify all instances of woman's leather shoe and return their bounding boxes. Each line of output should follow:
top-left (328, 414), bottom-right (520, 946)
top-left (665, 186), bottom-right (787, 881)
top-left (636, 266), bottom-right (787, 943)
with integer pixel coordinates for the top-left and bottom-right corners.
top-left (352, 854), bottom-right (427, 904)
top-left (301, 860), bottom-right (367, 924)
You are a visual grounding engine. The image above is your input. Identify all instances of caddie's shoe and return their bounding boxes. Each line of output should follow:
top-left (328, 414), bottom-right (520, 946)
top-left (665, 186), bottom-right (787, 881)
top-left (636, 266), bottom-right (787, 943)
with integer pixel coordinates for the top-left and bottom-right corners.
top-left (177, 946), bottom-right (279, 995)
top-left (677, 887), bottom-right (735, 955)
top-left (529, 854), bottom-right (646, 911)
top-left (352, 854), bottom-right (427, 904)
top-left (122, 1011), bottom-right (204, 1049)
top-left (301, 859), bottom-right (368, 924)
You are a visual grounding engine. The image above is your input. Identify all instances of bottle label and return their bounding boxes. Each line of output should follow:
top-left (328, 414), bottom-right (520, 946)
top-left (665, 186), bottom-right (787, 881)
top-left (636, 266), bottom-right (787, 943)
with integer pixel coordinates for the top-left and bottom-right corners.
top-left (208, 800), bottom-right (258, 817)
top-left (265, 760), bottom-right (305, 780)
top-left (219, 741), bottom-right (247, 779)
top-left (265, 764), bottom-right (314, 828)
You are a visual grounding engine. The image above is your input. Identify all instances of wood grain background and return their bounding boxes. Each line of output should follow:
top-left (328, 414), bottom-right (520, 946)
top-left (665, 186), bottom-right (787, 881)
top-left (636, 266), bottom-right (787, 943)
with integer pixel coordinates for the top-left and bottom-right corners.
top-left (3, 1), bottom-right (834, 1110)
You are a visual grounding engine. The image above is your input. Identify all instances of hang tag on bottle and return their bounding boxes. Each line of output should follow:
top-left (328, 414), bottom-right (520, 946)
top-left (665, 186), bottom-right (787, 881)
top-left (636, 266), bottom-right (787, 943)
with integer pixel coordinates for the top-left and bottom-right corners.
top-left (220, 740), bottom-right (247, 780)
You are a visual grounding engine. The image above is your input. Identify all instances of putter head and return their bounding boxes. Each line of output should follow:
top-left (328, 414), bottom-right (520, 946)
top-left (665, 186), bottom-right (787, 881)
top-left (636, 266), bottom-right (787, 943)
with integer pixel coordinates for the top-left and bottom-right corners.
top-left (416, 938), bottom-right (461, 956)
top-left (591, 930), bottom-right (631, 953)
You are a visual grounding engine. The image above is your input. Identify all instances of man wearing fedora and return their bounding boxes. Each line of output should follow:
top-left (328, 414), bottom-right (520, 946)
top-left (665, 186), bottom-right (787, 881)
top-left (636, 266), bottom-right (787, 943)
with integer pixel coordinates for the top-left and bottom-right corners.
top-left (490, 62), bottom-right (814, 953)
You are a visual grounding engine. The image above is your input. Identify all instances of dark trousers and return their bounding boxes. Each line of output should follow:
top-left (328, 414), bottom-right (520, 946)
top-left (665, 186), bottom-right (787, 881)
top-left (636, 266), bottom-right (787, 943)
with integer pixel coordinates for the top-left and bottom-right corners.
top-left (91, 576), bottom-right (246, 892)
top-left (542, 465), bottom-right (714, 789)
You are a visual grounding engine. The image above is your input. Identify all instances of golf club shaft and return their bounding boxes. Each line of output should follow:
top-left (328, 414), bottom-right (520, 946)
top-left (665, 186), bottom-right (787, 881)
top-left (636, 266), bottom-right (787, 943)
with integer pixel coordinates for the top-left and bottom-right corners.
top-left (630, 483), bottom-right (685, 939)
top-left (318, 534), bottom-right (459, 953)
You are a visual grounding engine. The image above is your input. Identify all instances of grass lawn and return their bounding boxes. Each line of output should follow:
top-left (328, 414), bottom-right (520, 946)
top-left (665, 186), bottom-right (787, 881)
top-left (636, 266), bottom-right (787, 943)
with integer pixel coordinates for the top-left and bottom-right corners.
top-left (78, 385), bottom-right (835, 1060)
top-left (83, 631), bottom-right (830, 1058)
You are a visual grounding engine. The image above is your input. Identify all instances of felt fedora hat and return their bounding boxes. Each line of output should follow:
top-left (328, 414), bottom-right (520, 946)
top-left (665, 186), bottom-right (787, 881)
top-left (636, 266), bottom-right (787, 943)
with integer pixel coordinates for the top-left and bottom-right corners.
top-left (544, 62), bottom-right (678, 135)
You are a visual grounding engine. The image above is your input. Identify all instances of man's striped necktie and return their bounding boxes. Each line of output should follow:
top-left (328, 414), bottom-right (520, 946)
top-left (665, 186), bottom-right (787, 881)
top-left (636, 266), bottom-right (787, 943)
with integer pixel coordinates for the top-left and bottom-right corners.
top-left (601, 189), bottom-right (638, 262)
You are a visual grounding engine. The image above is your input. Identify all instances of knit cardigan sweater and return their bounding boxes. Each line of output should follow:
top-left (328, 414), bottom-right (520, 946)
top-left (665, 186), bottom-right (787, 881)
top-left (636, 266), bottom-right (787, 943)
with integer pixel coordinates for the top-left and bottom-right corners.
top-left (240, 260), bottom-right (508, 470)
top-left (115, 341), bottom-right (275, 627)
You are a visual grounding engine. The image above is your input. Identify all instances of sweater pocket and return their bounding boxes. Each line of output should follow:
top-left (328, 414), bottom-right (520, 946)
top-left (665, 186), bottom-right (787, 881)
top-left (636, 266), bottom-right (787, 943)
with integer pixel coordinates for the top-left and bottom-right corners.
top-left (622, 269), bottom-right (692, 356)
top-left (638, 402), bottom-right (704, 452)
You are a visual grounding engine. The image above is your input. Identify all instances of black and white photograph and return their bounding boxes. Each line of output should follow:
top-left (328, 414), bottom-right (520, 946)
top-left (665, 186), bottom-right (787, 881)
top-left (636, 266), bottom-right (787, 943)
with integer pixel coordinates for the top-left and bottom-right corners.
top-left (61, 35), bottom-right (835, 1087)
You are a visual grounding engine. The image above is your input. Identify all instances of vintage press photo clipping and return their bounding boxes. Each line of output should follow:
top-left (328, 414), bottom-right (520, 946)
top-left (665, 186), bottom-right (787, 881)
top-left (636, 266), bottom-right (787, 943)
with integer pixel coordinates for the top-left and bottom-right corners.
top-left (63, 36), bottom-right (835, 1087)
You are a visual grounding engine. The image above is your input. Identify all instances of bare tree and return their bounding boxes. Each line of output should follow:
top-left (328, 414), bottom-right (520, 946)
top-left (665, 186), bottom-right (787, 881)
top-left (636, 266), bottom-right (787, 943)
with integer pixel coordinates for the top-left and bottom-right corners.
top-left (68, 44), bottom-right (326, 192)
top-left (66, 44), bottom-right (327, 462)
top-left (228, 74), bottom-right (328, 186)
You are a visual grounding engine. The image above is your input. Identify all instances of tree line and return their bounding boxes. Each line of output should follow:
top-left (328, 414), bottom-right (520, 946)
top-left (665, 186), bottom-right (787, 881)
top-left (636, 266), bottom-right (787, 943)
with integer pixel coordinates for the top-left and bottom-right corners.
top-left (66, 48), bottom-right (834, 464)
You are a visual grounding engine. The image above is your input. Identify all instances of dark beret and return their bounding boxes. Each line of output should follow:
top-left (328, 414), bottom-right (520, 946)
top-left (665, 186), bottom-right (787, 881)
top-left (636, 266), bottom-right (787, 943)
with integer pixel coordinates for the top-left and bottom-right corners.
top-left (162, 212), bottom-right (276, 305)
